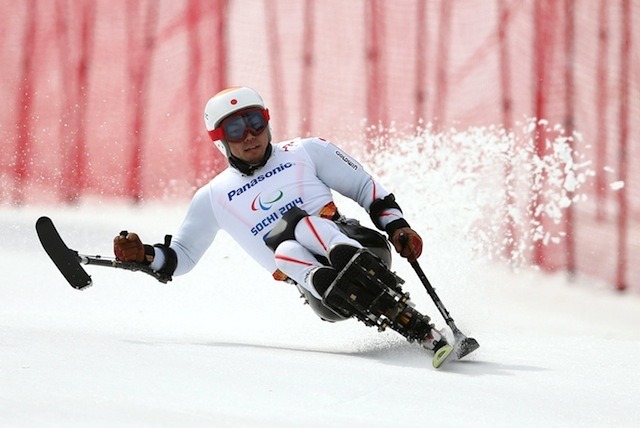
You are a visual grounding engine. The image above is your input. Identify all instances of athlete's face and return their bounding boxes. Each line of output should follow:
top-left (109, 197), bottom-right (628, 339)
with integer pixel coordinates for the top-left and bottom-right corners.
top-left (227, 125), bottom-right (270, 165)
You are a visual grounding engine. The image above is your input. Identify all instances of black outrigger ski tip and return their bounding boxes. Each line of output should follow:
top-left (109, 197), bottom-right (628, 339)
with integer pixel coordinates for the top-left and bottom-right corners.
top-left (454, 335), bottom-right (480, 359)
top-left (36, 216), bottom-right (93, 290)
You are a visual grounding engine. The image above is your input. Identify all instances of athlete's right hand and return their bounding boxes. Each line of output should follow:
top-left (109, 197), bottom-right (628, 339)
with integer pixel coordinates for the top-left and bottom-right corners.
top-left (113, 232), bottom-right (145, 262)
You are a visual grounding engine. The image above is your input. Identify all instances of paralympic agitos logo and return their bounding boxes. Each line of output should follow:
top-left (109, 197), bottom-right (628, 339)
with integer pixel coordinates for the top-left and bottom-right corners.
top-left (227, 162), bottom-right (293, 201)
top-left (251, 190), bottom-right (284, 211)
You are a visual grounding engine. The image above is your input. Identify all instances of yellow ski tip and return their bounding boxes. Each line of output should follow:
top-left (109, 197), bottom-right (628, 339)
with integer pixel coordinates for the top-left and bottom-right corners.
top-left (433, 344), bottom-right (454, 369)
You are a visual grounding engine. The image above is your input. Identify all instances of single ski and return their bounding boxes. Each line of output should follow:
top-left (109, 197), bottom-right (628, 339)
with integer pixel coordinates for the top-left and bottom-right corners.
top-left (36, 216), bottom-right (93, 290)
top-left (432, 335), bottom-right (480, 368)
top-left (433, 344), bottom-right (455, 369)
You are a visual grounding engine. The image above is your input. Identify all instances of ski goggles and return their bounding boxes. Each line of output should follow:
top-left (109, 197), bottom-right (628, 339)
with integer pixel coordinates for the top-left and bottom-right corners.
top-left (209, 108), bottom-right (270, 143)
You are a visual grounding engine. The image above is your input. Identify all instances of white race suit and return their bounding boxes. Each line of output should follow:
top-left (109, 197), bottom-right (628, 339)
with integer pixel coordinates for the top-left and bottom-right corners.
top-left (150, 137), bottom-right (406, 299)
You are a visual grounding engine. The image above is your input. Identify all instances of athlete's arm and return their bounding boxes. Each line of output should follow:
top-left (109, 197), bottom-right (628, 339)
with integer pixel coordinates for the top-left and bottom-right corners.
top-left (150, 185), bottom-right (220, 275)
top-left (302, 137), bottom-right (404, 229)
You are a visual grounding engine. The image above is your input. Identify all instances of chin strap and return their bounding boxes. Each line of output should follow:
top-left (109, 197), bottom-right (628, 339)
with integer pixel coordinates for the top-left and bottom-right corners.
top-left (229, 143), bottom-right (273, 176)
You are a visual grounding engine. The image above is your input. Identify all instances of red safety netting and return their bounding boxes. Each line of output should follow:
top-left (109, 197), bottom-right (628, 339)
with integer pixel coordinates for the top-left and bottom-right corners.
top-left (1, 0), bottom-right (639, 291)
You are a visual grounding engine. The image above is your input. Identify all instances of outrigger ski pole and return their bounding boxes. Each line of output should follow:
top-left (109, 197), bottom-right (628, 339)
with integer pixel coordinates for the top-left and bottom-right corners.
top-left (36, 216), bottom-right (171, 290)
top-left (396, 231), bottom-right (479, 359)
top-left (409, 259), bottom-right (479, 359)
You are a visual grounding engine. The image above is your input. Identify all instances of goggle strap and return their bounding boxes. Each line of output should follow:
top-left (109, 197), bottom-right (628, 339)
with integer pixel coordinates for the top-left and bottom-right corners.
top-left (209, 128), bottom-right (225, 141)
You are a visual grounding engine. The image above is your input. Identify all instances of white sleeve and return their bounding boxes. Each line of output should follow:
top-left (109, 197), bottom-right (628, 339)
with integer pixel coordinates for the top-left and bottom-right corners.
top-left (150, 185), bottom-right (220, 276)
top-left (302, 137), bottom-right (404, 229)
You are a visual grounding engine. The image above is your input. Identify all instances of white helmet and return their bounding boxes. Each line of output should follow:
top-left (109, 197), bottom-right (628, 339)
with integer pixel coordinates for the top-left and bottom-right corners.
top-left (204, 86), bottom-right (269, 158)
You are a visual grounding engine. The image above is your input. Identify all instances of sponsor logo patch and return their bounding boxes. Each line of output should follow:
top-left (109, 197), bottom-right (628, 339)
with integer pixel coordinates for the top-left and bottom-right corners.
top-left (335, 150), bottom-right (358, 170)
top-left (227, 162), bottom-right (293, 201)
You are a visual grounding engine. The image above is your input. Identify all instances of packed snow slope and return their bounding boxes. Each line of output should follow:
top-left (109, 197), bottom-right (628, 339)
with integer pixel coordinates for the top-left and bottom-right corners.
top-left (1, 201), bottom-right (639, 428)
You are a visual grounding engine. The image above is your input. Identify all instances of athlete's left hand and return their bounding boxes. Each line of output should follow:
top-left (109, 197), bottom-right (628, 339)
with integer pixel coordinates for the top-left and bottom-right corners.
top-left (391, 228), bottom-right (423, 261)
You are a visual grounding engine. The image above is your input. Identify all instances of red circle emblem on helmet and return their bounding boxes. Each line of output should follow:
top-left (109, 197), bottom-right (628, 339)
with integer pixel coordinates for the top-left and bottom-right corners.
top-left (231, 99), bottom-right (237, 105)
